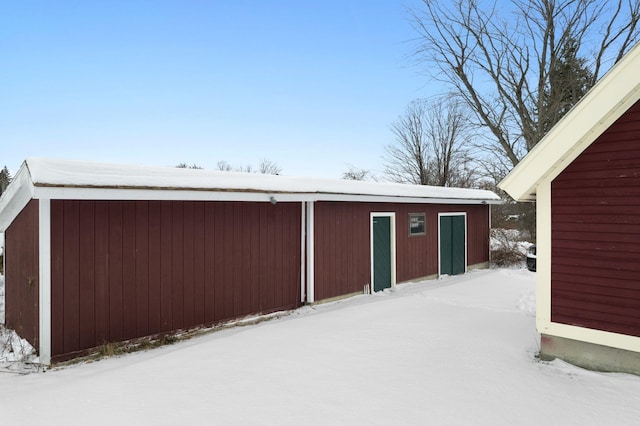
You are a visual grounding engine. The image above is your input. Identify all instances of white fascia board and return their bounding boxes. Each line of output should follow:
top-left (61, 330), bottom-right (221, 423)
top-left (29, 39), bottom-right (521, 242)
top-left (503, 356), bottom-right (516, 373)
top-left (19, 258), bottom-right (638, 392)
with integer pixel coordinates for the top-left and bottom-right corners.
top-left (32, 186), bottom-right (289, 203)
top-left (500, 42), bottom-right (640, 202)
top-left (311, 193), bottom-right (500, 205)
top-left (32, 186), bottom-right (499, 205)
top-left (0, 165), bottom-right (35, 232)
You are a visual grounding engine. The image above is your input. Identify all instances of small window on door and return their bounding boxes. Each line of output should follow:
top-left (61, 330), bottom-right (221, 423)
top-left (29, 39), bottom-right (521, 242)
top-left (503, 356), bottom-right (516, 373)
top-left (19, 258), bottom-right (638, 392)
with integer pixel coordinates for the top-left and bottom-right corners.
top-left (409, 213), bottom-right (426, 236)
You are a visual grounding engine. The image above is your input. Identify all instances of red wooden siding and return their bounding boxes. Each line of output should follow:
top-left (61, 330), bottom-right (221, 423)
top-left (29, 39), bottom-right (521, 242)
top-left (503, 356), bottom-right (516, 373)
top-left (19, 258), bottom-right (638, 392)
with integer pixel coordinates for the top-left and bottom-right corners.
top-left (396, 204), bottom-right (488, 282)
top-left (314, 202), bottom-right (370, 301)
top-left (313, 202), bottom-right (489, 301)
top-left (464, 205), bottom-right (491, 266)
top-left (551, 100), bottom-right (640, 337)
top-left (5, 199), bottom-right (39, 350)
top-left (50, 200), bottom-right (302, 361)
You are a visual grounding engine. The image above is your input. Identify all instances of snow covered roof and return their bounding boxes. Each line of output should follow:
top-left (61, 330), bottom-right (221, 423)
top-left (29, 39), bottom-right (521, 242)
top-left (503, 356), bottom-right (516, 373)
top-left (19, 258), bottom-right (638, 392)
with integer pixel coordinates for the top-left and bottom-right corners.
top-left (499, 42), bottom-right (640, 201)
top-left (0, 157), bottom-right (499, 232)
top-left (25, 157), bottom-right (499, 200)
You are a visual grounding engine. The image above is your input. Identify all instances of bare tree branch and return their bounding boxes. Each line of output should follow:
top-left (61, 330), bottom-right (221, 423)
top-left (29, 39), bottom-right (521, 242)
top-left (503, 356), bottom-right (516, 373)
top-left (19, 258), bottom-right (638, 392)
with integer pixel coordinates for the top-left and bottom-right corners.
top-left (384, 97), bottom-right (478, 187)
top-left (342, 165), bottom-right (376, 181)
top-left (411, 0), bottom-right (640, 178)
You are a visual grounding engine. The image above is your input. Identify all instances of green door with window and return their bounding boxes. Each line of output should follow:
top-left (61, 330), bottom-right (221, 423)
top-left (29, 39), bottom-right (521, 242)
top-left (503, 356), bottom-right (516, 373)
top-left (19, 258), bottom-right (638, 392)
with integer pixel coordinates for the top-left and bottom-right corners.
top-left (440, 215), bottom-right (465, 275)
top-left (373, 216), bottom-right (392, 292)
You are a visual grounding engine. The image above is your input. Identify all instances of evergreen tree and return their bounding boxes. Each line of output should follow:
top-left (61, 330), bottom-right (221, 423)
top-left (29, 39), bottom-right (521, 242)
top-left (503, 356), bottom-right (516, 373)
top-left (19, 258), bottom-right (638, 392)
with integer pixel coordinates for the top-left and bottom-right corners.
top-left (541, 38), bottom-right (594, 134)
top-left (0, 166), bottom-right (11, 196)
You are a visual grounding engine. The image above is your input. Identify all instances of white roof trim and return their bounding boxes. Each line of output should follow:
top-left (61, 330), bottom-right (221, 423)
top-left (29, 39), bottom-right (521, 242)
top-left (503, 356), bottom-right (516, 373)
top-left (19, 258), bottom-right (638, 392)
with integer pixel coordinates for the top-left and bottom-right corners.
top-left (0, 158), bottom-right (499, 232)
top-left (499, 42), bottom-right (640, 201)
top-left (0, 164), bottom-right (35, 232)
top-left (32, 186), bottom-right (497, 205)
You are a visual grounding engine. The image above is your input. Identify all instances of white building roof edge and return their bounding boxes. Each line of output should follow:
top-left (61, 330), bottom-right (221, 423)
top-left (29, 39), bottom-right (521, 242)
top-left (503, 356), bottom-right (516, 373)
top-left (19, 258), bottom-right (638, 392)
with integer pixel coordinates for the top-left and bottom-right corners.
top-left (0, 158), bottom-right (499, 232)
top-left (499, 42), bottom-right (640, 201)
top-left (0, 164), bottom-right (35, 233)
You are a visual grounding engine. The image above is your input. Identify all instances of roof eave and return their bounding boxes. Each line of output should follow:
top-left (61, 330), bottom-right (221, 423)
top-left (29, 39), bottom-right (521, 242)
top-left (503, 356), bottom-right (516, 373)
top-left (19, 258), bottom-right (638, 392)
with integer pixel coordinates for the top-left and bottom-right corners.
top-left (0, 161), bottom-right (35, 233)
top-left (30, 184), bottom-right (500, 205)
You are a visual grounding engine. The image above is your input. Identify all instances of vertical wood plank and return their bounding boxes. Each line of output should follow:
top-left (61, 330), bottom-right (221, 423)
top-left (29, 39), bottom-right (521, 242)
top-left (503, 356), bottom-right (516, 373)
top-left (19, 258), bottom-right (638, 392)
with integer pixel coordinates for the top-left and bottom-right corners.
top-left (204, 202), bottom-right (216, 323)
top-left (313, 202), bottom-right (323, 300)
top-left (283, 203), bottom-right (292, 308)
top-left (241, 203), bottom-right (252, 314)
top-left (160, 201), bottom-right (173, 332)
top-left (121, 201), bottom-right (137, 339)
top-left (93, 201), bottom-right (110, 347)
top-left (265, 203), bottom-right (275, 310)
top-left (193, 201), bottom-right (205, 325)
top-left (328, 203), bottom-right (336, 298)
top-left (62, 200), bottom-right (80, 354)
top-left (147, 201), bottom-right (162, 335)
top-left (340, 203), bottom-right (348, 293)
top-left (259, 204), bottom-right (269, 312)
top-left (172, 201), bottom-right (184, 330)
top-left (329, 202), bottom-right (340, 299)
top-left (275, 204), bottom-right (285, 308)
top-left (49, 200), bottom-right (65, 356)
top-left (78, 201), bottom-right (96, 351)
top-left (289, 203), bottom-right (302, 306)
top-left (108, 201), bottom-right (124, 342)
top-left (224, 202), bottom-right (235, 320)
top-left (213, 202), bottom-right (226, 321)
top-left (249, 203), bottom-right (261, 312)
top-left (230, 203), bottom-right (240, 317)
top-left (183, 201), bottom-right (195, 328)
top-left (135, 200), bottom-right (150, 337)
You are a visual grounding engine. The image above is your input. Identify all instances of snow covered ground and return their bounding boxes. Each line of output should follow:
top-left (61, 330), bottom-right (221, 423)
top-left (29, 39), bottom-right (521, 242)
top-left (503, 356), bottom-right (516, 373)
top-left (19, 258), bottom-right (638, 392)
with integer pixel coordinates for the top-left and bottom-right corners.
top-left (1, 268), bottom-right (640, 425)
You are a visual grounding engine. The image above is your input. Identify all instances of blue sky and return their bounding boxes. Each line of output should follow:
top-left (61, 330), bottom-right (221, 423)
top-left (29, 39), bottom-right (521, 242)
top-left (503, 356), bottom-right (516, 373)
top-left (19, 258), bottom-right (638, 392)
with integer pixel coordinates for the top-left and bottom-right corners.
top-left (1, 0), bottom-right (435, 178)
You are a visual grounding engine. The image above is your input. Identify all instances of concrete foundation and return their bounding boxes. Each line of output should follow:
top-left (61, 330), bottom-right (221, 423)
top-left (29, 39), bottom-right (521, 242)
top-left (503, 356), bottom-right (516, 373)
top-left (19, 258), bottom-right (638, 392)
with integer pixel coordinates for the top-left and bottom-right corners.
top-left (468, 261), bottom-right (490, 271)
top-left (540, 334), bottom-right (640, 376)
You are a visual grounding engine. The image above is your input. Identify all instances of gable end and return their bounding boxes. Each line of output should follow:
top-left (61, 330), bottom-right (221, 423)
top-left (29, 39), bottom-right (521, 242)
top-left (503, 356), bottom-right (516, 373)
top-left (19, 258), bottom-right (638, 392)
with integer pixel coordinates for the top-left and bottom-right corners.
top-left (551, 100), bottom-right (640, 337)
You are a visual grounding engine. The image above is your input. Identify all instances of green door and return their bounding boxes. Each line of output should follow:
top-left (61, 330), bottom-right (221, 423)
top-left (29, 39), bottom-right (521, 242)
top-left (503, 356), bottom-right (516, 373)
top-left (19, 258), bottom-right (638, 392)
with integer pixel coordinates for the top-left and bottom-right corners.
top-left (440, 215), bottom-right (465, 275)
top-left (373, 216), bottom-right (392, 292)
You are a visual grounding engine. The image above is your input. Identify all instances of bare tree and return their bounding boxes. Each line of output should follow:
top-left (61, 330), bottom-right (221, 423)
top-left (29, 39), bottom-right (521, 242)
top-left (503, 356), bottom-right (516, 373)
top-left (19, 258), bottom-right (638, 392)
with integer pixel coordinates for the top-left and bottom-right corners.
top-left (342, 165), bottom-right (375, 181)
top-left (257, 158), bottom-right (282, 175)
top-left (411, 0), bottom-right (640, 177)
top-left (385, 100), bottom-right (429, 185)
top-left (384, 97), bottom-right (477, 187)
top-left (176, 162), bottom-right (203, 169)
top-left (216, 160), bottom-right (233, 171)
top-left (216, 159), bottom-right (282, 175)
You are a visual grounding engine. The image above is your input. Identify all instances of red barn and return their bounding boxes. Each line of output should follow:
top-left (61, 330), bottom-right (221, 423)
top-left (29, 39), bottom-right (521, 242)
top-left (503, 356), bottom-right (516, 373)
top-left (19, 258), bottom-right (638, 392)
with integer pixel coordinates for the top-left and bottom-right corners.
top-left (0, 158), bottom-right (498, 364)
top-left (500, 42), bottom-right (640, 374)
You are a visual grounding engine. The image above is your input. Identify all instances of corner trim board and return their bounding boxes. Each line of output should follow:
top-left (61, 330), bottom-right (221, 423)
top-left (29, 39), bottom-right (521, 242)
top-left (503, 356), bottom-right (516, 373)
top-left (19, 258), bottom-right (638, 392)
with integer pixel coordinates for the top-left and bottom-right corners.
top-left (305, 202), bottom-right (315, 303)
top-left (38, 198), bottom-right (51, 365)
top-left (300, 202), bottom-right (306, 303)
